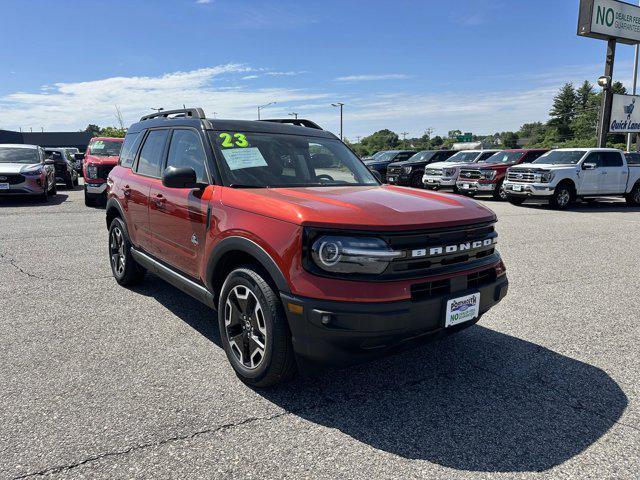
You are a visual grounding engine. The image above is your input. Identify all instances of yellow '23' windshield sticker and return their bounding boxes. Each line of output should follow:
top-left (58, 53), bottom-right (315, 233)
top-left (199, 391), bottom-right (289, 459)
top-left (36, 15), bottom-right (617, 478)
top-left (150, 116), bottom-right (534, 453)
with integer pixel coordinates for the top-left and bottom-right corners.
top-left (219, 133), bottom-right (249, 148)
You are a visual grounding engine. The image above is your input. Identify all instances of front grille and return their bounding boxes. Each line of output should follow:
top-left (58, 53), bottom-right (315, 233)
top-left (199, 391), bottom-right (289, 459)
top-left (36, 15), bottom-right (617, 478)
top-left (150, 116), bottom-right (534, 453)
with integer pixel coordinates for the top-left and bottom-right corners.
top-left (459, 169), bottom-right (482, 180)
top-left (507, 168), bottom-right (540, 183)
top-left (467, 268), bottom-right (497, 289)
top-left (411, 279), bottom-right (451, 300)
top-left (0, 174), bottom-right (25, 185)
top-left (387, 166), bottom-right (402, 175)
top-left (54, 164), bottom-right (67, 176)
top-left (97, 164), bottom-right (115, 180)
top-left (424, 168), bottom-right (442, 176)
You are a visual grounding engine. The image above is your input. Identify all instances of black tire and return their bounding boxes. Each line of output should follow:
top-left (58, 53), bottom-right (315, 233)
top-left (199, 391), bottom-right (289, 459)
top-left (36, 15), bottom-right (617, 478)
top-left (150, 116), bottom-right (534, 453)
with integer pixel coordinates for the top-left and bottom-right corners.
top-left (549, 183), bottom-right (574, 210)
top-left (108, 217), bottom-right (146, 286)
top-left (506, 195), bottom-right (526, 206)
top-left (66, 175), bottom-right (74, 189)
top-left (626, 182), bottom-right (640, 206)
top-left (218, 267), bottom-right (296, 388)
top-left (493, 180), bottom-right (507, 201)
top-left (38, 184), bottom-right (49, 202)
top-left (410, 173), bottom-right (424, 189)
top-left (84, 188), bottom-right (95, 207)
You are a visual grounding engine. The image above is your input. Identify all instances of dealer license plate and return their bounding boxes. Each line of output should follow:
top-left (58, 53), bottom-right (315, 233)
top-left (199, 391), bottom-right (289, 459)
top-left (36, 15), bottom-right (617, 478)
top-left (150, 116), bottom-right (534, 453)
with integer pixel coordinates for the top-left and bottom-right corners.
top-left (0, 183), bottom-right (9, 190)
top-left (512, 184), bottom-right (522, 192)
top-left (387, 177), bottom-right (395, 182)
top-left (427, 179), bottom-right (437, 183)
top-left (445, 292), bottom-right (480, 328)
top-left (463, 183), bottom-right (470, 189)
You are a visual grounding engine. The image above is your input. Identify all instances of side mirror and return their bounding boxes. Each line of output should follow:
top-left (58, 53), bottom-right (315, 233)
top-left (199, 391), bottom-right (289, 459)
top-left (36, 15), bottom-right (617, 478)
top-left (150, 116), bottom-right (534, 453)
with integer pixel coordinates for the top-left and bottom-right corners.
top-left (44, 158), bottom-right (55, 165)
top-left (162, 166), bottom-right (198, 189)
top-left (74, 153), bottom-right (85, 161)
top-left (582, 162), bottom-right (597, 170)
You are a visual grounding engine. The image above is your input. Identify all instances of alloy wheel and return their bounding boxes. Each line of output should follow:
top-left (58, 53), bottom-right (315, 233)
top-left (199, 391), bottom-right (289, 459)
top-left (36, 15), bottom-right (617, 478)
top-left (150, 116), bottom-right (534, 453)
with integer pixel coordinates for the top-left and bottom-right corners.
top-left (557, 189), bottom-right (571, 207)
top-left (224, 285), bottom-right (267, 369)
top-left (109, 226), bottom-right (126, 277)
top-left (634, 187), bottom-right (640, 204)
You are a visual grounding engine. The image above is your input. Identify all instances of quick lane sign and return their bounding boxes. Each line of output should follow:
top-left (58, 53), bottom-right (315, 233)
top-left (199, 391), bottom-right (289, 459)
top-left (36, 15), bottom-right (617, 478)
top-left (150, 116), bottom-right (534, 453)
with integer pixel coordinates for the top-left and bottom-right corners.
top-left (610, 94), bottom-right (640, 132)
top-left (578, 0), bottom-right (640, 45)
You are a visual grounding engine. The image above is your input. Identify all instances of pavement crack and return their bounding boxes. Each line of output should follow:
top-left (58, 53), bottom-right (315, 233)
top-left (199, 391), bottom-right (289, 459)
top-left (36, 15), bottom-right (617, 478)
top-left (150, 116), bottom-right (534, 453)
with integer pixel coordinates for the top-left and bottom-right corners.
top-left (13, 412), bottom-right (289, 479)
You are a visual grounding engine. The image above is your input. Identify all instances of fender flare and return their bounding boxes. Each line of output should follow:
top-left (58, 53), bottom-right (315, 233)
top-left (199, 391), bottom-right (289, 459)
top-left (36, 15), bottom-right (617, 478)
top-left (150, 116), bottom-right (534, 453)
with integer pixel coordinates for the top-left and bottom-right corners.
top-left (205, 236), bottom-right (290, 295)
top-left (105, 197), bottom-right (125, 228)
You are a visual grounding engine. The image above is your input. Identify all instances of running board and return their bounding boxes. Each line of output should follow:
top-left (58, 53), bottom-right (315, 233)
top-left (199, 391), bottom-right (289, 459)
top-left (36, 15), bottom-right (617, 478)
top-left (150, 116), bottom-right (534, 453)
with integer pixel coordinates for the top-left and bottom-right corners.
top-left (130, 248), bottom-right (216, 309)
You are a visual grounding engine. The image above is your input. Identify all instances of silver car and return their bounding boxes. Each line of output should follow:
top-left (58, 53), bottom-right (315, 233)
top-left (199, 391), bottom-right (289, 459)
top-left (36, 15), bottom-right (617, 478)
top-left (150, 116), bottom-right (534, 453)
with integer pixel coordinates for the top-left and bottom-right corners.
top-left (0, 144), bottom-right (57, 201)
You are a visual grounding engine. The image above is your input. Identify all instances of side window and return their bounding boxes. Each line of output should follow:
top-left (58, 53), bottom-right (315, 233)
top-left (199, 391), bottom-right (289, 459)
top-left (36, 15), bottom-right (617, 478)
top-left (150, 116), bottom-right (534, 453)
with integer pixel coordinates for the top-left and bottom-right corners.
top-left (526, 151), bottom-right (543, 162)
top-left (119, 132), bottom-right (142, 168)
top-left (166, 129), bottom-right (207, 183)
top-left (584, 152), bottom-right (603, 167)
top-left (396, 152), bottom-right (413, 161)
top-left (626, 153), bottom-right (640, 165)
top-left (136, 130), bottom-right (169, 177)
top-left (602, 152), bottom-right (623, 167)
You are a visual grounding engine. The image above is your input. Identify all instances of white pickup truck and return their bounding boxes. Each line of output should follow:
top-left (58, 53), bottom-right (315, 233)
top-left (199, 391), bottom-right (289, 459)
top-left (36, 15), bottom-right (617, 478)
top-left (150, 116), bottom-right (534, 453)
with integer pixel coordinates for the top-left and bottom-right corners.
top-left (503, 148), bottom-right (640, 209)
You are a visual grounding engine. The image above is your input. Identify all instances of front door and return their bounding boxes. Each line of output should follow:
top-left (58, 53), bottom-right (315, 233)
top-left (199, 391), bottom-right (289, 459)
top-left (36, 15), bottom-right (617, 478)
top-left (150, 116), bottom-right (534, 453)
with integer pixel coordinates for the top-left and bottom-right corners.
top-left (579, 152), bottom-right (602, 195)
top-left (148, 128), bottom-right (210, 279)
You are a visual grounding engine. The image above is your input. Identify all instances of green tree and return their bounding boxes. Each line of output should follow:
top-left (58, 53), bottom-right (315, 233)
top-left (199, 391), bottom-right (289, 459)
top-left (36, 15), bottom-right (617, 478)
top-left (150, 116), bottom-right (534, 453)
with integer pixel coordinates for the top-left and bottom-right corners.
top-left (359, 129), bottom-right (399, 155)
top-left (549, 83), bottom-right (577, 141)
top-left (447, 129), bottom-right (462, 139)
top-left (83, 124), bottom-right (101, 137)
top-left (501, 131), bottom-right (519, 149)
top-left (99, 126), bottom-right (127, 138)
top-left (576, 81), bottom-right (594, 109)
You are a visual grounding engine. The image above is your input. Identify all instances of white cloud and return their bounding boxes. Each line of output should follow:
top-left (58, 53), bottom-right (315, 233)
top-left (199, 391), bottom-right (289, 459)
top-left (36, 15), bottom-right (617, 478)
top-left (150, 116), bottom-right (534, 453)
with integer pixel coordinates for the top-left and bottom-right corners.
top-left (195, 0), bottom-right (212, 4)
top-left (265, 71), bottom-right (306, 76)
top-left (241, 75), bottom-right (259, 80)
top-left (335, 74), bottom-right (411, 82)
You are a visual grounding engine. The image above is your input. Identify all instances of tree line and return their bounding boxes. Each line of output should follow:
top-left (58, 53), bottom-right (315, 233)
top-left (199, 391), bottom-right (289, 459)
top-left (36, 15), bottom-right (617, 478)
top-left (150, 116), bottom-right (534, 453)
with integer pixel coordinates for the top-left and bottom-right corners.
top-left (346, 80), bottom-right (631, 156)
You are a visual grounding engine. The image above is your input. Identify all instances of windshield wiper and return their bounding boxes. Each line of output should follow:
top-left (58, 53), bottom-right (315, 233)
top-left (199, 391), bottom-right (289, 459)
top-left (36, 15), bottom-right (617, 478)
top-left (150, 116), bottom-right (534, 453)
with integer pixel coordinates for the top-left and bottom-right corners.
top-left (228, 183), bottom-right (268, 189)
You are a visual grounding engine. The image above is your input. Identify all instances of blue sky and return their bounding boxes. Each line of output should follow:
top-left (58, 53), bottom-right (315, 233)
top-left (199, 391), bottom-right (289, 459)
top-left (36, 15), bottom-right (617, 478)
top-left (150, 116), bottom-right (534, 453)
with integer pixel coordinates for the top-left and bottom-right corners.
top-left (1, 0), bottom-right (638, 139)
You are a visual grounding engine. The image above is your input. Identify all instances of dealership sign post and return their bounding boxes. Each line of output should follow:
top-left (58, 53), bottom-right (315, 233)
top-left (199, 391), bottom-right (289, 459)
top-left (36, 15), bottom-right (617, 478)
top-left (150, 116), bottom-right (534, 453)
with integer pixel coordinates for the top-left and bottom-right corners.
top-left (578, 0), bottom-right (640, 146)
top-left (609, 94), bottom-right (640, 132)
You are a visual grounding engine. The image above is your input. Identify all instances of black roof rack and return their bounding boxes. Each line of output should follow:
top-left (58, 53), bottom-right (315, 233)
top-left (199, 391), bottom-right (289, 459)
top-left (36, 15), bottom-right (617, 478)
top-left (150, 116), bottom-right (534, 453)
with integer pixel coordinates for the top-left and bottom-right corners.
top-left (139, 108), bottom-right (206, 122)
top-left (260, 119), bottom-right (323, 130)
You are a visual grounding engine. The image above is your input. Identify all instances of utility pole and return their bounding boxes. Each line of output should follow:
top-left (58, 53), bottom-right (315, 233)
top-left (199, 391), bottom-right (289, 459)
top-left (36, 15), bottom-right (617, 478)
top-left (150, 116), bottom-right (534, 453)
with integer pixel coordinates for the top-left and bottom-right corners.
top-left (257, 102), bottom-right (276, 120)
top-left (597, 39), bottom-right (616, 148)
top-left (288, 112), bottom-right (298, 119)
top-left (401, 131), bottom-right (409, 147)
top-left (628, 0), bottom-right (640, 152)
top-left (212, 112), bottom-right (218, 119)
top-left (151, 107), bottom-right (164, 113)
top-left (424, 127), bottom-right (434, 139)
top-left (331, 102), bottom-right (345, 140)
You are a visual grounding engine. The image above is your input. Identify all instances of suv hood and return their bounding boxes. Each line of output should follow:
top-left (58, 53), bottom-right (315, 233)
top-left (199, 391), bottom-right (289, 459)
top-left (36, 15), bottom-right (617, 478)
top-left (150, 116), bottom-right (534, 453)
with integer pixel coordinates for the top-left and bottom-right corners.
top-left (221, 185), bottom-right (496, 230)
top-left (85, 155), bottom-right (119, 165)
top-left (427, 161), bottom-right (471, 169)
top-left (0, 163), bottom-right (41, 174)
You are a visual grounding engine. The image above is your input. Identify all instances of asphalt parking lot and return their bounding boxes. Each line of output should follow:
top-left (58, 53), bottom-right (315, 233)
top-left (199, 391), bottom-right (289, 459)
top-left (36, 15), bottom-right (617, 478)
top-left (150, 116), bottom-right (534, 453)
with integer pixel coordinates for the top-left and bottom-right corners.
top-left (1, 182), bottom-right (640, 479)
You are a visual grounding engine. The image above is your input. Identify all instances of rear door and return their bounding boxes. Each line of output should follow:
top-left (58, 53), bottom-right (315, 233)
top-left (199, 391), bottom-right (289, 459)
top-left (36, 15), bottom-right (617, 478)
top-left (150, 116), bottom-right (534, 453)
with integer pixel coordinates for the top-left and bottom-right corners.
top-left (601, 151), bottom-right (627, 193)
top-left (148, 128), bottom-right (210, 278)
top-left (129, 129), bottom-right (170, 253)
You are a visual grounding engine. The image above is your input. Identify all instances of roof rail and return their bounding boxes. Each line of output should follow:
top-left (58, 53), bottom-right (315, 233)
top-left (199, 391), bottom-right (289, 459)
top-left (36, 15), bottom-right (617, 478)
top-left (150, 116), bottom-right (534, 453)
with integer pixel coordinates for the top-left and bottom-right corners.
top-left (260, 119), bottom-right (323, 130)
top-left (139, 108), bottom-right (206, 122)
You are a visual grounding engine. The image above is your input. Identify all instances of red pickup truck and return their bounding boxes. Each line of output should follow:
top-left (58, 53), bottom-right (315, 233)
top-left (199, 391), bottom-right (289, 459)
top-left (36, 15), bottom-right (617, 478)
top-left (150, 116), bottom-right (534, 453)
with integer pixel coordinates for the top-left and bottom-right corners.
top-left (105, 108), bottom-right (508, 386)
top-left (457, 149), bottom-right (548, 200)
top-left (83, 136), bottom-right (124, 206)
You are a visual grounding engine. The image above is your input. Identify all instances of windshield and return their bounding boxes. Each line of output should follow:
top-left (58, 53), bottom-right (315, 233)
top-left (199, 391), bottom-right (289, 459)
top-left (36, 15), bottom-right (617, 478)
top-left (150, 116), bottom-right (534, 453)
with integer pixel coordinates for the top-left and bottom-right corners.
top-left (89, 140), bottom-right (122, 157)
top-left (211, 131), bottom-right (379, 188)
top-left (479, 151), bottom-right (524, 164)
top-left (406, 151), bottom-right (436, 163)
top-left (533, 150), bottom-right (584, 165)
top-left (0, 148), bottom-right (39, 164)
top-left (372, 151), bottom-right (397, 162)
top-left (371, 151), bottom-right (386, 160)
top-left (445, 151), bottom-right (479, 163)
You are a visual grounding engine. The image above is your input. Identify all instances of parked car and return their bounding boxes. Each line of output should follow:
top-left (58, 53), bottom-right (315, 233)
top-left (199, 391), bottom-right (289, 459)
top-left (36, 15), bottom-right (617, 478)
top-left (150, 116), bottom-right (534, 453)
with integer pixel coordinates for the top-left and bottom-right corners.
top-left (422, 150), bottom-right (500, 191)
top-left (503, 148), bottom-right (640, 209)
top-left (363, 150), bottom-right (418, 182)
top-left (83, 137), bottom-right (124, 206)
top-left (105, 108), bottom-right (508, 387)
top-left (386, 150), bottom-right (456, 188)
top-left (45, 148), bottom-right (79, 188)
top-left (456, 149), bottom-right (548, 200)
top-left (59, 147), bottom-right (82, 174)
top-left (0, 144), bottom-right (57, 201)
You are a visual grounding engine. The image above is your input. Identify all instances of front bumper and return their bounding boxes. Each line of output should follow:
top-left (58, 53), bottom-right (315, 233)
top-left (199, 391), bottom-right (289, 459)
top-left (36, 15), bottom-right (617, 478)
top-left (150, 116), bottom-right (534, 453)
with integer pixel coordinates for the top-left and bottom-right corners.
top-left (423, 175), bottom-right (456, 188)
top-left (503, 181), bottom-right (555, 197)
top-left (0, 177), bottom-right (46, 196)
top-left (385, 174), bottom-right (411, 185)
top-left (85, 182), bottom-right (107, 195)
top-left (282, 274), bottom-right (508, 367)
top-left (456, 181), bottom-right (496, 193)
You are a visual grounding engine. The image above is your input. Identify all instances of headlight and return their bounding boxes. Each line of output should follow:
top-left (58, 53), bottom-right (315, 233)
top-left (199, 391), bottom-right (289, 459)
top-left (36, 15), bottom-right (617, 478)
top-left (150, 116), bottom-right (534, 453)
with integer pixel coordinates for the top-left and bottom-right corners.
top-left (482, 170), bottom-right (497, 180)
top-left (22, 167), bottom-right (43, 176)
top-left (443, 168), bottom-right (456, 177)
top-left (539, 171), bottom-right (554, 183)
top-left (402, 166), bottom-right (412, 174)
top-left (86, 164), bottom-right (98, 179)
top-left (311, 235), bottom-right (402, 275)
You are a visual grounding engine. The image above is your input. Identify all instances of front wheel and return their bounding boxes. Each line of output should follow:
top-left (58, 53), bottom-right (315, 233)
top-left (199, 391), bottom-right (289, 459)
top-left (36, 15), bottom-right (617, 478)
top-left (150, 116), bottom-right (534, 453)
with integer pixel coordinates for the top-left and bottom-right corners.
top-left (493, 180), bottom-right (507, 201)
top-left (218, 267), bottom-right (296, 387)
top-left (626, 183), bottom-right (640, 206)
top-left (549, 184), bottom-right (573, 210)
top-left (411, 173), bottom-right (424, 189)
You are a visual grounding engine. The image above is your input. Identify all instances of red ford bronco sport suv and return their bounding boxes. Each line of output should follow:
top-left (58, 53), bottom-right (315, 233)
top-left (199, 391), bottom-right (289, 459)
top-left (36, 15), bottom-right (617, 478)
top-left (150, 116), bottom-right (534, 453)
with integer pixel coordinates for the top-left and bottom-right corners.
top-left (106, 108), bottom-right (508, 387)
top-left (83, 136), bottom-right (124, 206)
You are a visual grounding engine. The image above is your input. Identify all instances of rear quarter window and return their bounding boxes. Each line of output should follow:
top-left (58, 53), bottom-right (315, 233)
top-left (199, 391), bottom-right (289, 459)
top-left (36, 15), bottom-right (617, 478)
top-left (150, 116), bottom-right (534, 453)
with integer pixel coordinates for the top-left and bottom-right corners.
top-left (119, 132), bottom-right (143, 168)
top-left (626, 153), bottom-right (640, 165)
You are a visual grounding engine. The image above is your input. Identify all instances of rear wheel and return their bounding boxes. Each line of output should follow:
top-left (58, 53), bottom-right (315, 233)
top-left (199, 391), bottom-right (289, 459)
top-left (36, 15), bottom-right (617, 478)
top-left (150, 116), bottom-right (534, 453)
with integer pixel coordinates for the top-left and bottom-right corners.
top-left (626, 182), bottom-right (640, 206)
top-left (549, 183), bottom-right (573, 210)
top-left (108, 217), bottom-right (146, 286)
top-left (506, 195), bottom-right (526, 206)
top-left (218, 267), bottom-right (296, 387)
top-left (493, 180), bottom-right (507, 201)
top-left (39, 184), bottom-right (49, 202)
top-left (66, 174), bottom-right (74, 189)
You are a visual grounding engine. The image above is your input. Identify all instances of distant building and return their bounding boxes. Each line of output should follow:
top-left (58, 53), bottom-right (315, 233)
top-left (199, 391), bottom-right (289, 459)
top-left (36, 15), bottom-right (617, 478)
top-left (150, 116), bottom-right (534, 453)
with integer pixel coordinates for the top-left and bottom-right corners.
top-left (0, 129), bottom-right (93, 151)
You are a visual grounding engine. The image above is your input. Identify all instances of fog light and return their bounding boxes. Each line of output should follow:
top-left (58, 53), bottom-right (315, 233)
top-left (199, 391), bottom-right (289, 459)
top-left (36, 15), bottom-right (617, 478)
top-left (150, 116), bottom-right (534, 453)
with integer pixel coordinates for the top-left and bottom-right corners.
top-left (321, 313), bottom-right (332, 325)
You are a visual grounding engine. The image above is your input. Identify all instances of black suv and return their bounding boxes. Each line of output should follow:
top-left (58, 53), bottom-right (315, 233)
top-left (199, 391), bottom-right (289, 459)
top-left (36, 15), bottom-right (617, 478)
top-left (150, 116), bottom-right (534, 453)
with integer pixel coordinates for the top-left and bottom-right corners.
top-left (386, 150), bottom-right (456, 188)
top-left (45, 148), bottom-right (79, 188)
top-left (363, 150), bottom-right (417, 182)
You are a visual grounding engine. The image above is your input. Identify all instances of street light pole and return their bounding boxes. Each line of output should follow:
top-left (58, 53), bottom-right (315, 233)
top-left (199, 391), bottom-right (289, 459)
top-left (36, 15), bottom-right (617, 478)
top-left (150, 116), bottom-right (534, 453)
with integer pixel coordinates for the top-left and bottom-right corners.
top-left (288, 112), bottom-right (298, 119)
top-left (331, 102), bottom-right (345, 140)
top-left (257, 102), bottom-right (276, 120)
top-left (597, 40), bottom-right (616, 148)
top-left (628, 0), bottom-right (640, 152)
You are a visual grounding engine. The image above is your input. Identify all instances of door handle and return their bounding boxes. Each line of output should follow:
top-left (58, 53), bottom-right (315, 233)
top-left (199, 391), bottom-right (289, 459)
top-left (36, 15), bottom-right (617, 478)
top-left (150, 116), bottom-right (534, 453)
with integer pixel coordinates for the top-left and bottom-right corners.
top-left (154, 193), bottom-right (165, 209)
top-left (123, 185), bottom-right (131, 197)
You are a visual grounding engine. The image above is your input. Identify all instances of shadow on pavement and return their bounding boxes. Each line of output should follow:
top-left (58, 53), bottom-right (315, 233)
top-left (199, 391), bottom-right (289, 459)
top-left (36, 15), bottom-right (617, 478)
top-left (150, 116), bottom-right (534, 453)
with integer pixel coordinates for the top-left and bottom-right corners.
top-left (136, 274), bottom-right (627, 473)
top-left (0, 193), bottom-right (69, 207)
